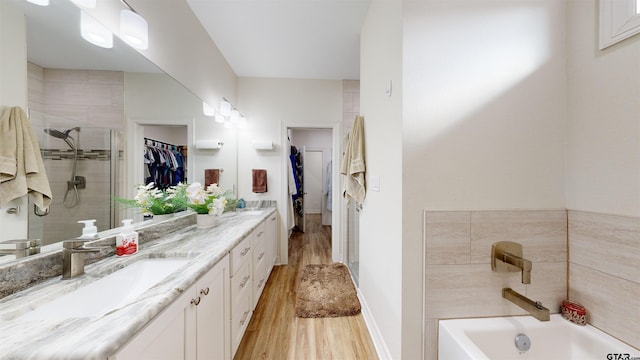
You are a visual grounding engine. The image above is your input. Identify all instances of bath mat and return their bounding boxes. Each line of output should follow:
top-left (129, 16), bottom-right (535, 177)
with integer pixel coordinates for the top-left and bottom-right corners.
top-left (295, 263), bottom-right (361, 318)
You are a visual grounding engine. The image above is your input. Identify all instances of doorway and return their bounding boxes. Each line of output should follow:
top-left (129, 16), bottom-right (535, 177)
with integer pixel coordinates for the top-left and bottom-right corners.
top-left (281, 124), bottom-right (341, 265)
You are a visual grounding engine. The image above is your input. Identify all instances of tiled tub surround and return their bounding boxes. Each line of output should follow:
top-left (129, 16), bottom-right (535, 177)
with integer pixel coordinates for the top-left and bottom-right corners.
top-left (424, 210), bottom-right (568, 360)
top-left (0, 208), bottom-right (276, 359)
top-left (568, 210), bottom-right (640, 349)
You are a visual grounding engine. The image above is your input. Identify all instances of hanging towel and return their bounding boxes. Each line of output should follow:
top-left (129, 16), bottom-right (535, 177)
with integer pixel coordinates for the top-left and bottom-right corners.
top-left (0, 106), bottom-right (52, 212)
top-left (252, 169), bottom-right (268, 193)
top-left (340, 115), bottom-right (366, 206)
top-left (204, 168), bottom-right (220, 187)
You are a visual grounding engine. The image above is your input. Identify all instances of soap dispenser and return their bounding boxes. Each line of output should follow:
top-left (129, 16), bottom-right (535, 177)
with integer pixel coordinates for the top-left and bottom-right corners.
top-left (116, 219), bottom-right (138, 256)
top-left (78, 219), bottom-right (98, 239)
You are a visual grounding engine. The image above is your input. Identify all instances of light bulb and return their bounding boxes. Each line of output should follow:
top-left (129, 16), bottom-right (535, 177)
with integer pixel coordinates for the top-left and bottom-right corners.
top-left (120, 9), bottom-right (148, 50)
top-left (219, 100), bottom-right (231, 117)
top-left (81, 11), bottom-right (113, 48)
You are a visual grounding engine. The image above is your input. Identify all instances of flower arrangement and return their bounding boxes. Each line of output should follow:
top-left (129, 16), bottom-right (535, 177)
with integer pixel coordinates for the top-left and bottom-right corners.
top-left (184, 182), bottom-right (233, 215)
top-left (117, 182), bottom-right (187, 216)
top-left (118, 182), bottom-right (235, 218)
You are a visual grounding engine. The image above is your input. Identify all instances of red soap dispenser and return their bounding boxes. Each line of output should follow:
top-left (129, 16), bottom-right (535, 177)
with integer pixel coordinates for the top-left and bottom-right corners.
top-left (116, 219), bottom-right (138, 256)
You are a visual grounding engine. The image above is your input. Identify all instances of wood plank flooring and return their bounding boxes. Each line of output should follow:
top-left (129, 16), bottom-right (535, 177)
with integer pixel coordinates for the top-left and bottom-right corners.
top-left (234, 214), bottom-right (378, 360)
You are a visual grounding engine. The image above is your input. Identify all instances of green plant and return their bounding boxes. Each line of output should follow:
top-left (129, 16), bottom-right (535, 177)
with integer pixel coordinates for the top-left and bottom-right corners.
top-left (117, 183), bottom-right (187, 216)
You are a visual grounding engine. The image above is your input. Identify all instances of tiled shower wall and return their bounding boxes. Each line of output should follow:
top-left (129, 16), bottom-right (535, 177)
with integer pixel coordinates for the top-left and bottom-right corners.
top-left (27, 64), bottom-right (124, 244)
top-left (423, 210), bottom-right (568, 359)
top-left (568, 210), bottom-right (640, 349)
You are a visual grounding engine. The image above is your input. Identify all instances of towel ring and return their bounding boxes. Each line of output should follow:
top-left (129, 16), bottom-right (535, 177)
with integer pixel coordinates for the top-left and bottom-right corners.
top-left (33, 204), bottom-right (49, 217)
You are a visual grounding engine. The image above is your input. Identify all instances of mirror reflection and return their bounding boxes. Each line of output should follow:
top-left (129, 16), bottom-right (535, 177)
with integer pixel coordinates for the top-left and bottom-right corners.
top-left (2, 0), bottom-right (238, 262)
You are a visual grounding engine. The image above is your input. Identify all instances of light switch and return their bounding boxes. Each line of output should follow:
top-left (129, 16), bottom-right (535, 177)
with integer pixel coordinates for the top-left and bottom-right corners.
top-left (370, 175), bottom-right (380, 192)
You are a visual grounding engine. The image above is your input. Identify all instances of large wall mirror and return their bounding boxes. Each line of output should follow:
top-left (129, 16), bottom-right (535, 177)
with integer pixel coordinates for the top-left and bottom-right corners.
top-left (2, 0), bottom-right (237, 264)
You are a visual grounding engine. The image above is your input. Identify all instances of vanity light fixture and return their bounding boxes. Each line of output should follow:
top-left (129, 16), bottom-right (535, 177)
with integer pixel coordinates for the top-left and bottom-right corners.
top-left (70, 0), bottom-right (96, 8)
top-left (26, 0), bottom-right (49, 6)
top-left (219, 99), bottom-right (232, 117)
top-left (214, 114), bottom-right (225, 123)
top-left (202, 102), bottom-right (215, 117)
top-left (120, 0), bottom-right (148, 50)
top-left (81, 11), bottom-right (113, 49)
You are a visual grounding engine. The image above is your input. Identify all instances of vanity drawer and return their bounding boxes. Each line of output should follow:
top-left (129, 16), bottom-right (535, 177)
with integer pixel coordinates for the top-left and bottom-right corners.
top-left (231, 260), bottom-right (252, 299)
top-left (231, 287), bottom-right (252, 355)
top-left (253, 256), bottom-right (268, 307)
top-left (230, 235), bottom-right (253, 275)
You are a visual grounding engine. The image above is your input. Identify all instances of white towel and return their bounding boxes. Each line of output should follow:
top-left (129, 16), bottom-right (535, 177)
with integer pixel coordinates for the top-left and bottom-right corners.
top-left (340, 115), bottom-right (366, 206)
top-left (0, 106), bottom-right (52, 212)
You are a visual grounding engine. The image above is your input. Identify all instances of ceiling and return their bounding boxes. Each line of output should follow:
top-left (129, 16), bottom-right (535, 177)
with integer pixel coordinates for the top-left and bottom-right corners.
top-left (185, 0), bottom-right (371, 80)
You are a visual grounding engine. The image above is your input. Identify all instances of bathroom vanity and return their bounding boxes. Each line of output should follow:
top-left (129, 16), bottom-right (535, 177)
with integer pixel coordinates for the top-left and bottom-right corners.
top-left (0, 208), bottom-right (278, 359)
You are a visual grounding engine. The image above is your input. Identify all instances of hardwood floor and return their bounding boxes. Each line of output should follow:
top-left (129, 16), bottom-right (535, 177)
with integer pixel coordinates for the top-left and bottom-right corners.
top-left (234, 214), bottom-right (378, 360)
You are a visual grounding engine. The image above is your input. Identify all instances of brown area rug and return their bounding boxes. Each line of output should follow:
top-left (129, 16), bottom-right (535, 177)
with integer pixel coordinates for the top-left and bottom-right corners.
top-left (295, 263), bottom-right (361, 318)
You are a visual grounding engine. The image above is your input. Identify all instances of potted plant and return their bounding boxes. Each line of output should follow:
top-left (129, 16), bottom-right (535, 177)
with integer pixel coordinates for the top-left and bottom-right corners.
top-left (117, 182), bottom-right (187, 219)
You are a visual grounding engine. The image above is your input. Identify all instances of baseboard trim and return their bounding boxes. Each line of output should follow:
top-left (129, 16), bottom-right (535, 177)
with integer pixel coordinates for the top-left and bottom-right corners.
top-left (357, 288), bottom-right (393, 360)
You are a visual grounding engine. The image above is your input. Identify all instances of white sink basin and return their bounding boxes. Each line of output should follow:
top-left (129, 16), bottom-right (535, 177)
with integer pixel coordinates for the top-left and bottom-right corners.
top-left (19, 258), bottom-right (190, 321)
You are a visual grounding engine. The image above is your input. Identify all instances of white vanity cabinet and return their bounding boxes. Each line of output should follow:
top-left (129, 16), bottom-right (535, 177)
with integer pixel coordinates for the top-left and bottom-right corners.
top-left (265, 212), bottom-right (278, 274)
top-left (110, 254), bottom-right (230, 360)
top-left (229, 234), bottom-right (254, 355)
top-left (252, 221), bottom-right (267, 308)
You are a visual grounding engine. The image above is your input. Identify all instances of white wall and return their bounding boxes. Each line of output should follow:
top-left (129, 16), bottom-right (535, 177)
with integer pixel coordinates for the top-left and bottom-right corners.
top-left (237, 77), bottom-right (343, 264)
top-left (399, 1), bottom-right (566, 358)
top-left (0, 1), bottom-right (29, 240)
top-left (566, 0), bottom-right (640, 217)
top-left (360, 0), bottom-right (404, 358)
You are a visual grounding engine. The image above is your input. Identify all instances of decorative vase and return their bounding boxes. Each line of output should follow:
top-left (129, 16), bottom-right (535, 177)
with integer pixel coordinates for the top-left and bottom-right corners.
top-left (196, 214), bottom-right (219, 229)
top-left (153, 213), bottom-right (175, 222)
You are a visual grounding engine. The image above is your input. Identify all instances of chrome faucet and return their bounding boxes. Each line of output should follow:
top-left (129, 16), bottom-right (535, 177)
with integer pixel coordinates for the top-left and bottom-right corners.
top-left (502, 288), bottom-right (550, 321)
top-left (491, 241), bottom-right (532, 284)
top-left (0, 239), bottom-right (41, 259)
top-left (62, 240), bottom-right (107, 279)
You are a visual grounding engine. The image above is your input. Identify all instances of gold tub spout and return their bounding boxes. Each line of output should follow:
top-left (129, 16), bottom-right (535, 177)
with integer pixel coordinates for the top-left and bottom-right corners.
top-left (503, 288), bottom-right (550, 322)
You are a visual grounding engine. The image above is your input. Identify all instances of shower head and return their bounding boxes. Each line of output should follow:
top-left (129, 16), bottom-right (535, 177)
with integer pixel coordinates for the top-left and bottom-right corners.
top-left (44, 128), bottom-right (69, 139)
top-left (44, 128), bottom-right (76, 150)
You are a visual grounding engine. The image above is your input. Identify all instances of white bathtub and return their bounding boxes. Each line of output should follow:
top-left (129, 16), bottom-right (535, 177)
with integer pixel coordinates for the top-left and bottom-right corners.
top-left (439, 314), bottom-right (640, 360)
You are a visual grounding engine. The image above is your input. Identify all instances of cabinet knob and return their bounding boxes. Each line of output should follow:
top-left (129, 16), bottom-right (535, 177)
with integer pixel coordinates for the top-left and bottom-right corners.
top-left (200, 287), bottom-right (210, 296)
top-left (191, 297), bottom-right (201, 306)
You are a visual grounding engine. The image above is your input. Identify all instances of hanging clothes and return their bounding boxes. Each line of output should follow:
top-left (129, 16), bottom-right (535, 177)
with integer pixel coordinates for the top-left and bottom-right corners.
top-left (143, 138), bottom-right (186, 189)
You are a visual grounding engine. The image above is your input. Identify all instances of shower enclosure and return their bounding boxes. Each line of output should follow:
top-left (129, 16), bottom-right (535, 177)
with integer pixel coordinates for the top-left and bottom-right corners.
top-left (29, 126), bottom-right (123, 246)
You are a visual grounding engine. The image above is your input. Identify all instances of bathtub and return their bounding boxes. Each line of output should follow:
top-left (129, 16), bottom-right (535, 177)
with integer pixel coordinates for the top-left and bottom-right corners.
top-left (439, 314), bottom-right (640, 360)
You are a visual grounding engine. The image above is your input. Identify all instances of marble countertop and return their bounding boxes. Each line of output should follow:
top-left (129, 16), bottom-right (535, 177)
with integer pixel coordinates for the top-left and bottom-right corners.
top-left (0, 208), bottom-right (276, 360)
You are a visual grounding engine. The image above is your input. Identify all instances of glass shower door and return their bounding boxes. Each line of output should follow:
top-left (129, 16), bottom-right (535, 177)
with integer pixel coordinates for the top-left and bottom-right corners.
top-left (29, 126), bottom-right (119, 245)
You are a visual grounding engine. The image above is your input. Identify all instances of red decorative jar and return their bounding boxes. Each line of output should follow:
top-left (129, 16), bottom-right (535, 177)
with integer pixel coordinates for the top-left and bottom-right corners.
top-left (561, 299), bottom-right (587, 325)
